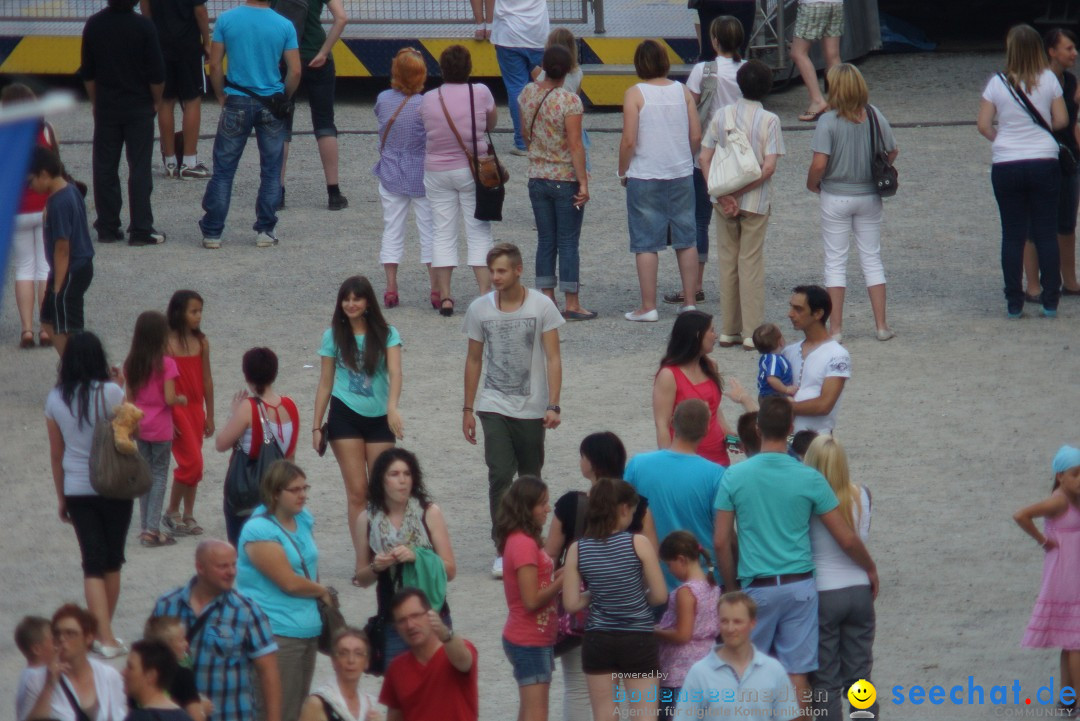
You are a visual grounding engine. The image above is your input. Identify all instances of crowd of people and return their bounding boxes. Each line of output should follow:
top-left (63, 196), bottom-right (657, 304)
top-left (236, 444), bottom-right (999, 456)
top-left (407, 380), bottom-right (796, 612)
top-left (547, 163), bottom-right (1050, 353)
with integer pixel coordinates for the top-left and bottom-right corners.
top-left (7, 0), bottom-right (1080, 718)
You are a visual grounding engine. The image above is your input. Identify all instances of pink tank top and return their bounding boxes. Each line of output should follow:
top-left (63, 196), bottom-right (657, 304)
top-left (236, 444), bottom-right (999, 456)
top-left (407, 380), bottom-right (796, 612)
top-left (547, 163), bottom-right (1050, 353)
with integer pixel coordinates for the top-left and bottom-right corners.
top-left (668, 365), bottom-right (730, 467)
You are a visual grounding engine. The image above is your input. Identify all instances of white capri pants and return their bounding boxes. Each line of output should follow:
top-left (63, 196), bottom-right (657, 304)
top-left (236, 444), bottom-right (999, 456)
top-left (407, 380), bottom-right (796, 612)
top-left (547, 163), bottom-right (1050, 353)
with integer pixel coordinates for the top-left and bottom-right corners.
top-left (820, 190), bottom-right (886, 288)
top-left (13, 211), bottom-right (48, 281)
top-left (378, 183), bottom-right (434, 265)
top-left (424, 167), bottom-right (493, 268)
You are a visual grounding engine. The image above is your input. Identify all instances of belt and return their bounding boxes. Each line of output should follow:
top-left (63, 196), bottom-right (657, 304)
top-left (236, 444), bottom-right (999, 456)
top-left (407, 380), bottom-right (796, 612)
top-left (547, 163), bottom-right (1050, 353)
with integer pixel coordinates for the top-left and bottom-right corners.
top-left (746, 572), bottom-right (813, 588)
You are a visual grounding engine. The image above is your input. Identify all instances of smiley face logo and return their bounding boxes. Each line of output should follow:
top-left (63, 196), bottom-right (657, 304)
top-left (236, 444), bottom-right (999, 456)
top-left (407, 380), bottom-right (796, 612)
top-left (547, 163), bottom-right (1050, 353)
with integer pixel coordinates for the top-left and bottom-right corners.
top-left (848, 679), bottom-right (877, 710)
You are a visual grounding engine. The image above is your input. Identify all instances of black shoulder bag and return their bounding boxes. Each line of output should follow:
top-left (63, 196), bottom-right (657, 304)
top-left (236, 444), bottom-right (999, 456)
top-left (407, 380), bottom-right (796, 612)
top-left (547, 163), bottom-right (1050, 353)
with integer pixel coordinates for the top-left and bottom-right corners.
top-left (469, 84), bottom-right (508, 221)
top-left (224, 399), bottom-right (284, 518)
top-left (866, 105), bottom-right (898, 198)
top-left (999, 72), bottom-right (1078, 177)
top-left (224, 78), bottom-right (294, 120)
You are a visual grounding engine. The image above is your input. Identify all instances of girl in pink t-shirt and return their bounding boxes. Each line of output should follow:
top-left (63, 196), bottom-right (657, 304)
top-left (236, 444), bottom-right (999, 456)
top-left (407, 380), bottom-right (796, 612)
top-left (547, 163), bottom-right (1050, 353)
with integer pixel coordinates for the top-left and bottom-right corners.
top-left (124, 311), bottom-right (187, 547)
top-left (496, 476), bottom-right (564, 721)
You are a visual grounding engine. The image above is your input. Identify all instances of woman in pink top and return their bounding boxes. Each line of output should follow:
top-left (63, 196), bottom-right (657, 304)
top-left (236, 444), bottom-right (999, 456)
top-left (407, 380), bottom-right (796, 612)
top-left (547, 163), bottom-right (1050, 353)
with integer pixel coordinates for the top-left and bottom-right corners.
top-left (419, 45), bottom-right (497, 317)
top-left (124, 311), bottom-right (187, 547)
top-left (653, 311), bottom-right (754, 467)
top-left (496, 476), bottom-right (563, 721)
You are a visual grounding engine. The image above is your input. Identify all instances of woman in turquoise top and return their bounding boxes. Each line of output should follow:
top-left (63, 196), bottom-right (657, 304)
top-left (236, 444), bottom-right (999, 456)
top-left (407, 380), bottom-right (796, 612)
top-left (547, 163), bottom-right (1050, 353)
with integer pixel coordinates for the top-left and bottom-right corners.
top-left (237, 460), bottom-right (335, 721)
top-left (313, 275), bottom-right (404, 580)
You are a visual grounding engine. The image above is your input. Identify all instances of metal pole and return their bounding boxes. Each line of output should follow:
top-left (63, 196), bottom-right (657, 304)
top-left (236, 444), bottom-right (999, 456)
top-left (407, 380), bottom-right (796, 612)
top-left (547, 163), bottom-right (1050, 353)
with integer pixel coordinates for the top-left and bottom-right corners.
top-left (593, 0), bottom-right (605, 34)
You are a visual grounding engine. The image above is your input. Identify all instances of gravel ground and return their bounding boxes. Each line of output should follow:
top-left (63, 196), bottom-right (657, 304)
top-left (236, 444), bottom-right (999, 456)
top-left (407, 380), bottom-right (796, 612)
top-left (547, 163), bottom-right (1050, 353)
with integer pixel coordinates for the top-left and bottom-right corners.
top-left (2, 50), bottom-right (1079, 719)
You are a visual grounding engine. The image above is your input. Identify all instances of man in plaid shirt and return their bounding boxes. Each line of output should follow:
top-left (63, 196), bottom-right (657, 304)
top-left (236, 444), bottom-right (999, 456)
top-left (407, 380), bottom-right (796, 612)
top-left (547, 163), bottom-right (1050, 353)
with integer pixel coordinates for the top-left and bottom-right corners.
top-left (152, 539), bottom-right (282, 721)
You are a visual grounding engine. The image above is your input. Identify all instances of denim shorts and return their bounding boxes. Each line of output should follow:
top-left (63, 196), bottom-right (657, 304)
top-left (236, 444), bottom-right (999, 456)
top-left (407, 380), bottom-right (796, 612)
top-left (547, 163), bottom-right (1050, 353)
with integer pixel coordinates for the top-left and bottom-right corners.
top-left (502, 637), bottom-right (555, 686)
top-left (1060, 166), bottom-right (1080, 234)
top-left (745, 577), bottom-right (819, 673)
top-left (626, 176), bottom-right (696, 253)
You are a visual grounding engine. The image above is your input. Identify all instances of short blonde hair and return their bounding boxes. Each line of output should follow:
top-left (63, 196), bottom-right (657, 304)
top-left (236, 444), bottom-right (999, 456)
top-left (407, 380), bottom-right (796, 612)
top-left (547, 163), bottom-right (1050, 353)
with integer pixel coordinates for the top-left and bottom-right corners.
top-left (391, 48), bottom-right (427, 96)
top-left (1006, 24), bottom-right (1049, 92)
top-left (261, 460), bottom-right (306, 513)
top-left (826, 64), bottom-right (869, 123)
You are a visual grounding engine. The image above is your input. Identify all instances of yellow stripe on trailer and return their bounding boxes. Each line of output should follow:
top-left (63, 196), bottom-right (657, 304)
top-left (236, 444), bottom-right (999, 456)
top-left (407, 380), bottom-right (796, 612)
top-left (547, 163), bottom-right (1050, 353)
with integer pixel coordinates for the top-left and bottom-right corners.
top-left (0, 36), bottom-right (81, 74)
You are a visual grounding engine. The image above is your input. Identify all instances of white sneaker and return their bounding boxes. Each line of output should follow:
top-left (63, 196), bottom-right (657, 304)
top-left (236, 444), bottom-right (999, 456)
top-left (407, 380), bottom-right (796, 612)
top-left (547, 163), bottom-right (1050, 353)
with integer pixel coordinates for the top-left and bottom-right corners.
top-left (179, 161), bottom-right (212, 180)
top-left (164, 161), bottom-right (178, 179)
top-left (678, 304), bottom-right (697, 314)
top-left (255, 231), bottom-right (279, 248)
top-left (624, 309), bottom-right (659, 322)
top-left (202, 238), bottom-right (221, 249)
top-left (91, 640), bottom-right (128, 659)
top-left (492, 556), bottom-right (504, 579)
top-left (742, 337), bottom-right (756, 351)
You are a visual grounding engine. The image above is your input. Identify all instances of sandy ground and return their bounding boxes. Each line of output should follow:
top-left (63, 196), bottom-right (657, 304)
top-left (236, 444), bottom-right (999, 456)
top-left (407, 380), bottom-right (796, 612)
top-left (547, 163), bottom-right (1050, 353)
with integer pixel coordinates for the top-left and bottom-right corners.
top-left (2, 50), bottom-right (1080, 719)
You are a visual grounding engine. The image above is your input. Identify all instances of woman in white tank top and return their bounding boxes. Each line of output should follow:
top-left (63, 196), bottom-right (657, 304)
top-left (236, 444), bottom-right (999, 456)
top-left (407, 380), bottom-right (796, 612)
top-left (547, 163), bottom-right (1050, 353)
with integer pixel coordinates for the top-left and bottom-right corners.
top-left (617, 40), bottom-right (702, 323)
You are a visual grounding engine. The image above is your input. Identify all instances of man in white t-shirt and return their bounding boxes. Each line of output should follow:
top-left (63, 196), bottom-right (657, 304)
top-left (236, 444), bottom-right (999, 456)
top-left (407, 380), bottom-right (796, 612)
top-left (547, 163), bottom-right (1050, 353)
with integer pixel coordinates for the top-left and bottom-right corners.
top-left (470, 0), bottom-right (548, 153)
top-left (781, 285), bottom-right (850, 434)
top-left (463, 242), bottom-right (564, 577)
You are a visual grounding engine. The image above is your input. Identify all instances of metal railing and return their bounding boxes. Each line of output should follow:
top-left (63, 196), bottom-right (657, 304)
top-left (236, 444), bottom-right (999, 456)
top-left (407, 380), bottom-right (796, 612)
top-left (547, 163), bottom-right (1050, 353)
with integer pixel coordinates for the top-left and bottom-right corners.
top-left (0, 0), bottom-right (601, 30)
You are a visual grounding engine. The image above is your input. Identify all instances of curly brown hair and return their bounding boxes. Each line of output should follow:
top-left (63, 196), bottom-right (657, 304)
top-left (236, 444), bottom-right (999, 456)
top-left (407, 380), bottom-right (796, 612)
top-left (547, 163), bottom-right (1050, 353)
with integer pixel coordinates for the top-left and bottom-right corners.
top-left (495, 476), bottom-right (548, 555)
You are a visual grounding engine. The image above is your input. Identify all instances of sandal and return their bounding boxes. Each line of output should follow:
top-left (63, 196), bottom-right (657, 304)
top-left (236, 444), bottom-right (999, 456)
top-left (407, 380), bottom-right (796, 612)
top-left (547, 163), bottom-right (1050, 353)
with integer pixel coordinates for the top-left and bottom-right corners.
top-left (140, 532), bottom-right (176, 547)
top-left (19, 331), bottom-right (35, 349)
top-left (182, 516), bottom-right (204, 535)
top-left (38, 330), bottom-right (52, 347)
top-left (439, 297), bottom-right (455, 317)
top-left (162, 512), bottom-right (190, 536)
top-left (430, 290), bottom-right (441, 310)
top-left (798, 108), bottom-right (826, 122)
top-left (383, 290), bottom-right (399, 309)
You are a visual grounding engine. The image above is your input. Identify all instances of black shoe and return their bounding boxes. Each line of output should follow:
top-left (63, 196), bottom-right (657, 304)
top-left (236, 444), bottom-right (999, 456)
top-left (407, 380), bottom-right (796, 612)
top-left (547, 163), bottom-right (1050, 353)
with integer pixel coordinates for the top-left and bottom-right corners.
top-left (328, 193), bottom-right (348, 211)
top-left (97, 231), bottom-right (124, 243)
top-left (128, 230), bottom-right (166, 247)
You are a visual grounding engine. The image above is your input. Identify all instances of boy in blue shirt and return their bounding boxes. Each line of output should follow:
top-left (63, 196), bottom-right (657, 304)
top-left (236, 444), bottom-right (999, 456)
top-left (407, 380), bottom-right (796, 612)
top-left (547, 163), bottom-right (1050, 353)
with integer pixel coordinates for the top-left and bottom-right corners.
top-left (752, 323), bottom-right (797, 400)
top-left (29, 147), bottom-right (95, 357)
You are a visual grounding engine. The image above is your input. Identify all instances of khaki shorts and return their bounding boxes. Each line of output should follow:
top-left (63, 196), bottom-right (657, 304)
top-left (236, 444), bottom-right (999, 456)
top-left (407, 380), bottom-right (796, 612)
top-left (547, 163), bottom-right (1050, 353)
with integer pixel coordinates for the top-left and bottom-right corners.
top-left (795, 2), bottom-right (845, 40)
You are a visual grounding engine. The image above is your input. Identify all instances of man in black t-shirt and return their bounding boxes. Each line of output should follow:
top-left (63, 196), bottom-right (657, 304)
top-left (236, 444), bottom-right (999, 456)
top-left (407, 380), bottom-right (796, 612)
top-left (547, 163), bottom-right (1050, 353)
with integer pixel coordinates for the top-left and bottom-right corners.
top-left (81, 0), bottom-right (167, 246)
top-left (139, 0), bottom-right (213, 180)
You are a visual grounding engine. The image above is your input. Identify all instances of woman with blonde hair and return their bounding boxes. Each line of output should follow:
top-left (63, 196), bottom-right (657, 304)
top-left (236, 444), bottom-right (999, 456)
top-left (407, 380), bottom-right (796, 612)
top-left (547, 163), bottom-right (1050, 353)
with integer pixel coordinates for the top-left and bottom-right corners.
top-left (807, 63), bottom-right (899, 341)
top-left (978, 24), bottom-right (1067, 318)
top-left (803, 435), bottom-right (876, 720)
top-left (376, 48), bottom-right (436, 309)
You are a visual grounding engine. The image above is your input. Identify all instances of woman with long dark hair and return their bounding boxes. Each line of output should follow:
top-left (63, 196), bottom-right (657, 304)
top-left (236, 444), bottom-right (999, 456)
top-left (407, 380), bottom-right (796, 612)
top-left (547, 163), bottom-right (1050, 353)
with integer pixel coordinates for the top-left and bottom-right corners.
top-left (978, 24), bottom-right (1066, 318)
top-left (313, 275), bottom-right (403, 580)
top-left (352, 448), bottom-right (455, 666)
top-left (652, 311), bottom-right (752, 467)
top-left (44, 332), bottom-right (131, 657)
top-left (562, 478), bottom-right (668, 719)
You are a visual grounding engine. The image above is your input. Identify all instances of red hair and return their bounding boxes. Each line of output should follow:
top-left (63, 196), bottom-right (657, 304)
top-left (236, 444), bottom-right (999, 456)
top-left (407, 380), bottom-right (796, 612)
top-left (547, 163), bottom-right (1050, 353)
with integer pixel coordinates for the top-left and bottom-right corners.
top-left (52, 604), bottom-right (97, 637)
top-left (391, 48), bottom-right (427, 96)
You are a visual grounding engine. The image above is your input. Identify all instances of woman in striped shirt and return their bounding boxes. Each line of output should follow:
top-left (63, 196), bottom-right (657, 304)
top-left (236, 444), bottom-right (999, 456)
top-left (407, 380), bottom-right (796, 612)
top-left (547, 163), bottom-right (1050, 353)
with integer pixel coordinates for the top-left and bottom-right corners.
top-left (562, 478), bottom-right (668, 719)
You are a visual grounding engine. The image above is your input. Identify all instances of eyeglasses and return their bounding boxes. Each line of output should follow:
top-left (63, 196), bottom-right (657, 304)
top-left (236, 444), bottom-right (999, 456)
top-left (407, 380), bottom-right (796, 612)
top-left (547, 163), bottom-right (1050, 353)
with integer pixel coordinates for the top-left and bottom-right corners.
top-left (335, 649), bottom-right (369, 660)
top-left (283, 484), bottom-right (311, 495)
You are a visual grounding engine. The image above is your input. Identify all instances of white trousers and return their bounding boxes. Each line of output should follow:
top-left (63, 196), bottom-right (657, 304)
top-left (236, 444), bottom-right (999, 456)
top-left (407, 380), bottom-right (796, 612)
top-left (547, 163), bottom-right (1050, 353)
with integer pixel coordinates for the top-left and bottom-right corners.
top-left (820, 190), bottom-right (886, 288)
top-left (559, 644), bottom-right (592, 721)
top-left (378, 183), bottom-right (434, 265)
top-left (424, 167), bottom-right (493, 268)
top-left (13, 212), bottom-right (47, 281)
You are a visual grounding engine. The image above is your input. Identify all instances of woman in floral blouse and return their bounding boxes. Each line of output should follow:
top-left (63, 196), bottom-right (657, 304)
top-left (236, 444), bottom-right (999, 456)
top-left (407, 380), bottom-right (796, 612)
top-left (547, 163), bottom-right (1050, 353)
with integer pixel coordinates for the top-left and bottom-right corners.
top-left (519, 45), bottom-right (595, 321)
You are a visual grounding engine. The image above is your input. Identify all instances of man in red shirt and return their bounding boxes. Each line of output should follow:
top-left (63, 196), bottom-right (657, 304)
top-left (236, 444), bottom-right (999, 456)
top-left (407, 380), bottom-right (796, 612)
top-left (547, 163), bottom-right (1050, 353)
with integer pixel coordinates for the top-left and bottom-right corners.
top-left (380, 588), bottom-right (478, 721)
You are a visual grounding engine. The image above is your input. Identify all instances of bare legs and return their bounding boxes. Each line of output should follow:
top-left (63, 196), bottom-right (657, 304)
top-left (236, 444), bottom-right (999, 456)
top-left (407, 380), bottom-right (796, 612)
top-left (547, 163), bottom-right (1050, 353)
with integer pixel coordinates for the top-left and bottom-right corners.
top-left (332, 438), bottom-right (394, 574)
top-left (541, 288), bottom-right (591, 314)
top-left (165, 483), bottom-right (197, 520)
top-left (676, 247), bottom-right (699, 306)
top-left (84, 573), bottom-right (121, 647)
top-left (631, 247), bottom-right (699, 315)
top-left (827, 283), bottom-right (889, 338)
top-left (791, 35), bottom-right (841, 116)
top-left (516, 683), bottom-right (550, 721)
top-left (588, 674), bottom-right (657, 719)
top-left (1026, 234), bottom-right (1080, 295)
top-left (434, 265), bottom-right (489, 308)
top-left (158, 98), bottom-right (203, 161)
top-left (472, 265), bottom-right (491, 295)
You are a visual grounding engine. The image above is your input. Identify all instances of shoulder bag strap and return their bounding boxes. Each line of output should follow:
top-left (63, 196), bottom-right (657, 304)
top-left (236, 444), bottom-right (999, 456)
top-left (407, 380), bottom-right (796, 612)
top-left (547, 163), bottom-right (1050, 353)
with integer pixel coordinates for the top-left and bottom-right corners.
top-left (58, 676), bottom-right (93, 721)
top-left (185, 602), bottom-right (219, 644)
top-left (380, 96), bottom-right (412, 152)
top-left (866, 104), bottom-right (881, 156)
top-left (999, 72), bottom-right (1056, 139)
top-left (438, 87), bottom-right (473, 164)
top-left (319, 696), bottom-right (346, 721)
top-left (280, 396), bottom-right (299, 458)
top-left (469, 83), bottom-right (482, 177)
top-left (262, 512), bottom-right (313, 580)
top-left (528, 87), bottom-right (556, 141)
top-left (96, 383), bottom-right (108, 420)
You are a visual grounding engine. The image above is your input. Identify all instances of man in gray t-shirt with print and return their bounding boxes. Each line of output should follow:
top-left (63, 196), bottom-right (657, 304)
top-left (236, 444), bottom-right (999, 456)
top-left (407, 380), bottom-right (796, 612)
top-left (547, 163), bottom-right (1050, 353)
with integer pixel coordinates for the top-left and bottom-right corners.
top-left (463, 243), bottom-right (564, 578)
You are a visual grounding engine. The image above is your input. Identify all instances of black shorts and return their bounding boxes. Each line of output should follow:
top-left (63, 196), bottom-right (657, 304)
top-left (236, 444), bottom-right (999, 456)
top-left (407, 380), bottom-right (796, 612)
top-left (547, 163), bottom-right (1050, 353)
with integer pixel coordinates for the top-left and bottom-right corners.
top-left (326, 396), bottom-right (395, 443)
top-left (284, 55), bottom-right (338, 142)
top-left (582, 630), bottom-right (659, 675)
top-left (41, 261), bottom-right (94, 334)
top-left (162, 47), bottom-right (206, 102)
top-left (66, 494), bottom-right (134, 577)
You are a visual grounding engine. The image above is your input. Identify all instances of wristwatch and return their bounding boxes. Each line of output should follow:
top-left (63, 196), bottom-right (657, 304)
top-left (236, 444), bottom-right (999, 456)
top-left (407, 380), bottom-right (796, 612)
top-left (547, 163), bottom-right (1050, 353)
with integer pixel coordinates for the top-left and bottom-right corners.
top-left (442, 629), bottom-right (455, 643)
top-left (546, 405), bottom-right (561, 414)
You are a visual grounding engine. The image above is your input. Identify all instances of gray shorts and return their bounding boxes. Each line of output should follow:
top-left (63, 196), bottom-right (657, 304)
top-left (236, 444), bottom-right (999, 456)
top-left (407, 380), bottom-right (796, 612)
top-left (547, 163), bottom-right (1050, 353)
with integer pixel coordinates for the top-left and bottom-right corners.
top-left (626, 176), bottom-right (696, 253)
top-left (795, 2), bottom-right (844, 41)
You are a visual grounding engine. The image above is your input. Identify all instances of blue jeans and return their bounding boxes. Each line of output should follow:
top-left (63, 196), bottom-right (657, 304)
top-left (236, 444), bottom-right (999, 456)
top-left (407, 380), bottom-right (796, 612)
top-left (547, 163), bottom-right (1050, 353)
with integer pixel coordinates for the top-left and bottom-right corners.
top-left (496, 45), bottom-right (544, 150)
top-left (991, 159), bottom-right (1061, 312)
top-left (692, 167), bottom-right (712, 261)
top-left (529, 178), bottom-right (584, 293)
top-left (199, 95), bottom-right (285, 239)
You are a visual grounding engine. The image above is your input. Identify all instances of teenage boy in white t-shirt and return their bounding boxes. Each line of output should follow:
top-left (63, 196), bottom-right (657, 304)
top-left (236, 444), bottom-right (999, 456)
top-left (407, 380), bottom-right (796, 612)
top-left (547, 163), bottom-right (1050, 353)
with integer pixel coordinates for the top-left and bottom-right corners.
top-left (782, 285), bottom-right (850, 434)
top-left (463, 243), bottom-right (565, 578)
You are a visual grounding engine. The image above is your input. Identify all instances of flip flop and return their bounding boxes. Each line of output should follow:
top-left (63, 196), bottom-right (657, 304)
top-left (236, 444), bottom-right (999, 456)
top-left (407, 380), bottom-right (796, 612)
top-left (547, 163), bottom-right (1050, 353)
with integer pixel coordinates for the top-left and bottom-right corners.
top-left (798, 109), bottom-right (826, 122)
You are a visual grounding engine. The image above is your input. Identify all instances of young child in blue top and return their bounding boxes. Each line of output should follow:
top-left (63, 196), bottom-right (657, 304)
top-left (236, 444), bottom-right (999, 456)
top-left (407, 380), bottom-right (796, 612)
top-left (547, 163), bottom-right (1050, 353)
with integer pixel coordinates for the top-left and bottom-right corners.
top-left (752, 323), bottom-right (797, 400)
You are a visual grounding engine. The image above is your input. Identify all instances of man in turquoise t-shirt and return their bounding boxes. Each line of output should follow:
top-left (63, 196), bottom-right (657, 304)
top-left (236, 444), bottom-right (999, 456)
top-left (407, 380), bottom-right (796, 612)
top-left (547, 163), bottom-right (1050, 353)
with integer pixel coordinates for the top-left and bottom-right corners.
top-left (199, 0), bottom-right (300, 248)
top-left (713, 396), bottom-right (877, 710)
top-left (625, 399), bottom-right (725, 590)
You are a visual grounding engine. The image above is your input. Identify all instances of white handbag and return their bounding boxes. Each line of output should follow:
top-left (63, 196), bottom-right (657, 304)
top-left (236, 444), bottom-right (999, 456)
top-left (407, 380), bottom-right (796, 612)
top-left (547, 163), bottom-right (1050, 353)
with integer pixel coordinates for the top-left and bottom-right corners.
top-left (706, 105), bottom-right (762, 197)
